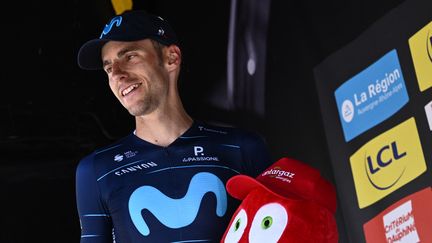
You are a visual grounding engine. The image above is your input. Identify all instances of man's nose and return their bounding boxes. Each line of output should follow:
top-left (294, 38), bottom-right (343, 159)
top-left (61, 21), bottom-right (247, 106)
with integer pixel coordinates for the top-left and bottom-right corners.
top-left (111, 61), bottom-right (128, 82)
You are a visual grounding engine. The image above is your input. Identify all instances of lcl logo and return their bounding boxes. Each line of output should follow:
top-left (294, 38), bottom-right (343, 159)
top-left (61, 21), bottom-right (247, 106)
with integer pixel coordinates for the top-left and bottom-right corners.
top-left (367, 141), bottom-right (406, 174)
top-left (349, 117), bottom-right (427, 208)
top-left (365, 141), bottom-right (407, 190)
top-left (428, 35), bottom-right (432, 62)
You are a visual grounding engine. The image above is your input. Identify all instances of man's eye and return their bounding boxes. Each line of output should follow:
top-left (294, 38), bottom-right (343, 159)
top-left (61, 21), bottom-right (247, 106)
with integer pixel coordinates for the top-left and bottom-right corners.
top-left (126, 54), bottom-right (136, 60)
top-left (105, 67), bottom-right (112, 74)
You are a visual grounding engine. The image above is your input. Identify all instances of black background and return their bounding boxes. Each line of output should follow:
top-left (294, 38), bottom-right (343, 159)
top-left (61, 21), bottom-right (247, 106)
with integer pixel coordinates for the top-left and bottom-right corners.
top-left (1, 0), bottom-right (406, 242)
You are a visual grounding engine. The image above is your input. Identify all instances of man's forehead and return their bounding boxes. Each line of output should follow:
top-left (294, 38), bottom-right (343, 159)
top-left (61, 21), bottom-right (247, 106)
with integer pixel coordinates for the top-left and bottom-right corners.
top-left (102, 39), bottom-right (154, 54)
top-left (101, 40), bottom-right (156, 64)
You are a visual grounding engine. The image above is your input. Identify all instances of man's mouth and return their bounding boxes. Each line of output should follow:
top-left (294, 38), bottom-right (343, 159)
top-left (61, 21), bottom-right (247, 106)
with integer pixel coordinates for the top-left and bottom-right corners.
top-left (121, 83), bottom-right (141, 97)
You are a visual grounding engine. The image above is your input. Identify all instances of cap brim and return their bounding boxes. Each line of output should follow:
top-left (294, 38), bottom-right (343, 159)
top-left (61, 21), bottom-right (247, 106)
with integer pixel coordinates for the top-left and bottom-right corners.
top-left (77, 39), bottom-right (109, 70)
top-left (226, 175), bottom-right (269, 200)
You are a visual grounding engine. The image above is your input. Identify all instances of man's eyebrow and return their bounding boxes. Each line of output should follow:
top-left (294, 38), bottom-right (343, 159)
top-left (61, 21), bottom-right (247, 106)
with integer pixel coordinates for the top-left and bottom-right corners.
top-left (117, 47), bottom-right (136, 58)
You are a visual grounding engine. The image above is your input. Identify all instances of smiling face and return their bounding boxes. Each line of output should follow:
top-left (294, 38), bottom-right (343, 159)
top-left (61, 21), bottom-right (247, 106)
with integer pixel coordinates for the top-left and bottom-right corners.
top-left (101, 39), bottom-right (169, 116)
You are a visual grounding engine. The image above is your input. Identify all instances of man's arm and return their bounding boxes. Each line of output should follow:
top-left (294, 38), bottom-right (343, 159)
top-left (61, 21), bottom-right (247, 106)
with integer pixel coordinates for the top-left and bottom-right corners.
top-left (240, 131), bottom-right (273, 177)
top-left (75, 155), bottom-right (113, 243)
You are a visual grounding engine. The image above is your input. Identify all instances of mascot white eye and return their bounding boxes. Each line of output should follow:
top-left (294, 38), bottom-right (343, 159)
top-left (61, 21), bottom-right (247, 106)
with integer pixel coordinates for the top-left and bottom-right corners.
top-left (224, 209), bottom-right (248, 243)
top-left (249, 203), bottom-right (288, 243)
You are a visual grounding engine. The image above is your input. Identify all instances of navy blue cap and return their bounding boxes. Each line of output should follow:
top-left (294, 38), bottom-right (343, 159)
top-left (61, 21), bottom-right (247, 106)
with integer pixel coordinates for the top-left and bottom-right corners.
top-left (77, 10), bottom-right (178, 70)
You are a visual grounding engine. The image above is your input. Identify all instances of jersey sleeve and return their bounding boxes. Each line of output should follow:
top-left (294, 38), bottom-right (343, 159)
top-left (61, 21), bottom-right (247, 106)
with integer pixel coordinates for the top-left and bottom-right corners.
top-left (75, 154), bottom-right (113, 243)
top-left (239, 131), bottom-right (273, 177)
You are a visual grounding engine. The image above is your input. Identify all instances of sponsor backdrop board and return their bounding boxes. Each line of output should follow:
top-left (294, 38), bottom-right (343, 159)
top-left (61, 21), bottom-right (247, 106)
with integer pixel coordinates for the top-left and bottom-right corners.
top-left (313, 0), bottom-right (432, 242)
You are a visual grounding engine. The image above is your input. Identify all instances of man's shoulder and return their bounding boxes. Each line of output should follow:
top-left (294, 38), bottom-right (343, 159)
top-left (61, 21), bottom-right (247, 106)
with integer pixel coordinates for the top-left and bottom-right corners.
top-left (194, 121), bottom-right (264, 142)
top-left (77, 133), bottom-right (135, 165)
top-left (195, 121), bottom-right (245, 134)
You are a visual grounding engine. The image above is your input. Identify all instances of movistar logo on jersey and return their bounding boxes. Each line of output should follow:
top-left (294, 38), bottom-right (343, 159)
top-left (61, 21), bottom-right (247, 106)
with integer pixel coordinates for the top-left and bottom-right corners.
top-left (128, 172), bottom-right (227, 237)
top-left (349, 117), bottom-right (427, 208)
top-left (334, 49), bottom-right (409, 141)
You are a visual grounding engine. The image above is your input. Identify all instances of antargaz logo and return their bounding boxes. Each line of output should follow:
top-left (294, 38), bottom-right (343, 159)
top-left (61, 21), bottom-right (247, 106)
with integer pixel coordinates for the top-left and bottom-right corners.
top-left (262, 167), bottom-right (295, 183)
top-left (409, 21), bottom-right (432, 92)
top-left (349, 117), bottom-right (427, 209)
top-left (334, 49), bottom-right (409, 141)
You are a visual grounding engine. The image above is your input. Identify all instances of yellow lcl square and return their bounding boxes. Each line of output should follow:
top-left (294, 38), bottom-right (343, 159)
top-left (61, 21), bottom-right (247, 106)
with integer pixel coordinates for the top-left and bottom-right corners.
top-left (349, 117), bottom-right (427, 209)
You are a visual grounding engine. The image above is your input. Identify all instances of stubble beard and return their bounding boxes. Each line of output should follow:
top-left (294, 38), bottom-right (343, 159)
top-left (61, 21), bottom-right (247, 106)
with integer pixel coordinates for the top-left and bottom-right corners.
top-left (126, 96), bottom-right (159, 117)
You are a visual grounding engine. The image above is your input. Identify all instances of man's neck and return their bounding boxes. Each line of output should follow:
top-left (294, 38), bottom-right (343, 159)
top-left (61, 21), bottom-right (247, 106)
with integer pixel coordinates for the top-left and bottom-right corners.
top-left (134, 111), bottom-right (193, 147)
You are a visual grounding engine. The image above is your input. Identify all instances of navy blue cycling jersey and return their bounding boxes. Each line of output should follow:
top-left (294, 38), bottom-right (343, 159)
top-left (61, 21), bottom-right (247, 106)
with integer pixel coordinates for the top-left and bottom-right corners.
top-left (75, 120), bottom-right (271, 242)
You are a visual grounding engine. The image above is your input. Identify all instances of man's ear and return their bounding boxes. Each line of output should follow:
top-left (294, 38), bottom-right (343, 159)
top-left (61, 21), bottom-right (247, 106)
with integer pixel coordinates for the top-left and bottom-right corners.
top-left (166, 45), bottom-right (181, 66)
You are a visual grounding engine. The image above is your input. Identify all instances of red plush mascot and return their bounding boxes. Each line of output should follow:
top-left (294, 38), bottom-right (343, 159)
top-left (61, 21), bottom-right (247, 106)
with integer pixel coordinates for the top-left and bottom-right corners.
top-left (221, 157), bottom-right (339, 243)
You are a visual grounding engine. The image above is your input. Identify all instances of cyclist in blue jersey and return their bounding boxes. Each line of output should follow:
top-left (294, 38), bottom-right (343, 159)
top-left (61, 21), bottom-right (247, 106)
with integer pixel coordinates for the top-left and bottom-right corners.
top-left (75, 9), bottom-right (272, 242)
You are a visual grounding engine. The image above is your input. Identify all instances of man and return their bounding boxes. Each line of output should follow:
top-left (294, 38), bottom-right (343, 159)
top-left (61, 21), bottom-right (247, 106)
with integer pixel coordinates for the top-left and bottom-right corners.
top-left (75, 9), bottom-right (272, 242)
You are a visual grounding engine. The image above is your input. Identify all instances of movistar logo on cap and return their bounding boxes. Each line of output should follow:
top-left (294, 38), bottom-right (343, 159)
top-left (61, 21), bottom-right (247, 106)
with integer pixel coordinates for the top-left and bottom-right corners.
top-left (100, 16), bottom-right (123, 39)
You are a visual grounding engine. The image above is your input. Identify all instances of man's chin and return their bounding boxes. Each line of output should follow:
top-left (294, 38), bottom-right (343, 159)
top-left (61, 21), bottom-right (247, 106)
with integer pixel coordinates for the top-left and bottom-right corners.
top-left (127, 106), bottom-right (154, 117)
